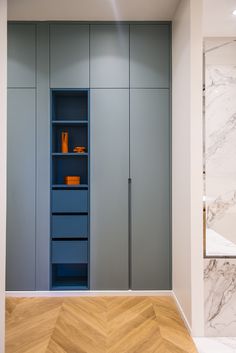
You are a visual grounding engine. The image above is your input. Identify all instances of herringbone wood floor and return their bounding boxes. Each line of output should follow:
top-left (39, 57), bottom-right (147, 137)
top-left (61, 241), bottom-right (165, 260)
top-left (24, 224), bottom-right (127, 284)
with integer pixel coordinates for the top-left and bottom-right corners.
top-left (6, 296), bottom-right (198, 353)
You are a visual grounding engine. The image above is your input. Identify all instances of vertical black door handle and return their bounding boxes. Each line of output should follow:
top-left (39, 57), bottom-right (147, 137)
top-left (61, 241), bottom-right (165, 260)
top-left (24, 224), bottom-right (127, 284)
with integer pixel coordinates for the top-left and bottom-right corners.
top-left (128, 178), bottom-right (132, 289)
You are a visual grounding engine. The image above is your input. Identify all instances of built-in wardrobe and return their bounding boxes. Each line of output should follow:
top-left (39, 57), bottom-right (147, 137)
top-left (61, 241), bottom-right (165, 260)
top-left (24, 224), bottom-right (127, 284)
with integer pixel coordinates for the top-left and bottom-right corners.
top-left (7, 22), bottom-right (171, 291)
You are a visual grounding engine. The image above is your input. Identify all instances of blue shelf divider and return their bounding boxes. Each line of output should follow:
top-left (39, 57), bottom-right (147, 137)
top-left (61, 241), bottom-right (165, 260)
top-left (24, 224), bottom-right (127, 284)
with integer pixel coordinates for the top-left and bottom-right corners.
top-left (52, 152), bottom-right (88, 157)
top-left (51, 89), bottom-right (90, 290)
top-left (52, 184), bottom-right (88, 189)
top-left (52, 120), bottom-right (88, 126)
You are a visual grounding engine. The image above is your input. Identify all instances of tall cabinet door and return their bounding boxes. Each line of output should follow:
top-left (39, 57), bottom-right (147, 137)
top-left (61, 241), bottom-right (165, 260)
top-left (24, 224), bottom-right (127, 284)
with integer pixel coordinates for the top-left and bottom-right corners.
top-left (130, 89), bottom-right (171, 290)
top-left (7, 89), bottom-right (36, 290)
top-left (90, 89), bottom-right (129, 290)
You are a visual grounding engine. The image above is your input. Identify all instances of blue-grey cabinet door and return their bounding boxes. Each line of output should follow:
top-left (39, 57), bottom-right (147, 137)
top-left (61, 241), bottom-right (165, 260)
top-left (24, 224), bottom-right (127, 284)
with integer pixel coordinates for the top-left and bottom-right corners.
top-left (36, 23), bottom-right (50, 290)
top-left (130, 89), bottom-right (171, 290)
top-left (130, 24), bottom-right (170, 88)
top-left (50, 24), bottom-right (89, 88)
top-left (7, 89), bottom-right (36, 290)
top-left (8, 24), bottom-right (36, 88)
top-left (90, 89), bottom-right (129, 290)
top-left (90, 24), bottom-right (129, 88)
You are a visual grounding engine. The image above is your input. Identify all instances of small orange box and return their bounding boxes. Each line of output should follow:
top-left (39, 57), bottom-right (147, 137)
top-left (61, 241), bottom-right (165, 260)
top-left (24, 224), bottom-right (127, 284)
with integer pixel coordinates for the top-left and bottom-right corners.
top-left (64, 176), bottom-right (81, 185)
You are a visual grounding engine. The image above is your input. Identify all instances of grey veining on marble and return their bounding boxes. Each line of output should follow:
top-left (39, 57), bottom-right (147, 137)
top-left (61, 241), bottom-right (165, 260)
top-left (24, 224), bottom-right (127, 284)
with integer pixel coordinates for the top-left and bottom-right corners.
top-left (204, 259), bottom-right (236, 336)
top-left (205, 113), bottom-right (236, 162)
top-left (204, 38), bottom-right (236, 256)
top-left (207, 191), bottom-right (236, 227)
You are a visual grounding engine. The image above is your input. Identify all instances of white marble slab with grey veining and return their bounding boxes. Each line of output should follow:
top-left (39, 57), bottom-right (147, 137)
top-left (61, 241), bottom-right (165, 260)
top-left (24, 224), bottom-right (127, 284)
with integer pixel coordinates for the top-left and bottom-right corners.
top-left (204, 259), bottom-right (236, 336)
top-left (204, 39), bottom-right (236, 255)
top-left (203, 39), bottom-right (236, 338)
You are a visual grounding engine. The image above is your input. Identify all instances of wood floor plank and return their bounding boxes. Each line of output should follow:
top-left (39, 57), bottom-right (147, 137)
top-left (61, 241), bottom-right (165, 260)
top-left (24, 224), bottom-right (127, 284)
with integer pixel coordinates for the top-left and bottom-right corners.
top-left (152, 297), bottom-right (198, 353)
top-left (5, 298), bottom-right (22, 321)
top-left (6, 298), bottom-right (63, 353)
top-left (46, 298), bottom-right (107, 353)
top-left (45, 339), bottom-right (68, 353)
top-left (107, 297), bottom-right (159, 352)
top-left (6, 296), bottom-right (198, 353)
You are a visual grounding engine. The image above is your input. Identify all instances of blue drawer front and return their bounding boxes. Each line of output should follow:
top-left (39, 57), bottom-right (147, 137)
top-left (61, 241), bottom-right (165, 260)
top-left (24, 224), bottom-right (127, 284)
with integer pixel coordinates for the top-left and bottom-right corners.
top-left (52, 190), bottom-right (88, 213)
top-left (52, 240), bottom-right (88, 264)
top-left (52, 215), bottom-right (88, 239)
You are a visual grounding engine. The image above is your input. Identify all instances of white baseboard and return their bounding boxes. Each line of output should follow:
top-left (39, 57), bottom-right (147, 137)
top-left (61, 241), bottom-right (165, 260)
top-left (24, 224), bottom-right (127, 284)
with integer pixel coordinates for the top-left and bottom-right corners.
top-left (6, 290), bottom-right (172, 297)
top-left (172, 291), bottom-right (192, 335)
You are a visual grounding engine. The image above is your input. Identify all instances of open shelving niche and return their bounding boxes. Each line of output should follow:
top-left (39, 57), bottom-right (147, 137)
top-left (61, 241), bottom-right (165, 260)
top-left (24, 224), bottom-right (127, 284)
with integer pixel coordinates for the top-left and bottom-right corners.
top-left (50, 89), bottom-right (90, 290)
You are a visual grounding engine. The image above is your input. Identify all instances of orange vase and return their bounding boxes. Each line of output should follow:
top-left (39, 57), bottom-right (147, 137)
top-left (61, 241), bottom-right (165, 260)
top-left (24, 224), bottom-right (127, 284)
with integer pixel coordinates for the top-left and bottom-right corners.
top-left (61, 132), bottom-right (68, 153)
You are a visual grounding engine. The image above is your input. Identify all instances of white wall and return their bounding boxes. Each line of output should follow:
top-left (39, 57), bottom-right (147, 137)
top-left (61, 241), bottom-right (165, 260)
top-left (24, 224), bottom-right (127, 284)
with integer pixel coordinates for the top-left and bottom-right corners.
top-left (203, 0), bottom-right (236, 37)
top-left (190, 0), bottom-right (204, 336)
top-left (0, 0), bottom-right (7, 350)
top-left (7, 0), bottom-right (180, 21)
top-left (172, 0), bottom-right (192, 327)
top-left (172, 0), bottom-right (204, 336)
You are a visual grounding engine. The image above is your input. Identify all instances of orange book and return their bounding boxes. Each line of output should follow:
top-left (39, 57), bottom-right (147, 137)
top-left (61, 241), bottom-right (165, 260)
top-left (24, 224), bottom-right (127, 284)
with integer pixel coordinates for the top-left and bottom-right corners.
top-left (64, 176), bottom-right (81, 185)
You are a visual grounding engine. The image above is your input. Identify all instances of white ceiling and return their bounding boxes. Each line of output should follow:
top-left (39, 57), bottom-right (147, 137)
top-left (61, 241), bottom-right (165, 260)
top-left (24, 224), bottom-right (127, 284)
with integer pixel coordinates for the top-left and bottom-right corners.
top-left (203, 0), bottom-right (236, 37)
top-left (7, 0), bottom-right (180, 21)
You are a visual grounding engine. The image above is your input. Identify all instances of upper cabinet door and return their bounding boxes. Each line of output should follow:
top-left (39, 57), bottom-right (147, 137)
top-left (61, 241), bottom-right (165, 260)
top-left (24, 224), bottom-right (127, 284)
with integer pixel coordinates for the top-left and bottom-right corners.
top-left (8, 24), bottom-right (36, 88)
top-left (50, 25), bottom-right (89, 88)
top-left (130, 24), bottom-right (170, 88)
top-left (90, 25), bottom-right (129, 88)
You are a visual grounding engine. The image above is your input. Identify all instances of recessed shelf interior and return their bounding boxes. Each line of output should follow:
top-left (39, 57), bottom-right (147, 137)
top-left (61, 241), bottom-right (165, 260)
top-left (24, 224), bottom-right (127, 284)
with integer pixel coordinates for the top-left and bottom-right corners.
top-left (52, 263), bottom-right (88, 289)
top-left (52, 125), bottom-right (88, 153)
top-left (52, 91), bottom-right (88, 121)
top-left (52, 157), bottom-right (88, 185)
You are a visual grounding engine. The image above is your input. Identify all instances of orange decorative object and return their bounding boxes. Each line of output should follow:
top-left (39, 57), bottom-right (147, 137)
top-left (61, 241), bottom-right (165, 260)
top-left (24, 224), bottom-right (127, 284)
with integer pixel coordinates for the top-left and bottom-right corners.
top-left (73, 146), bottom-right (86, 153)
top-left (64, 176), bottom-right (81, 185)
top-left (61, 132), bottom-right (69, 153)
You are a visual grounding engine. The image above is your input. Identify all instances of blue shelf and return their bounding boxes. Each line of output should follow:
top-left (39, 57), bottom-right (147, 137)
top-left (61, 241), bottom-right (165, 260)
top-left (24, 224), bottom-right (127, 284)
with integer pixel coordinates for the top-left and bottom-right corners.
top-left (52, 152), bottom-right (88, 157)
top-left (52, 184), bottom-right (88, 189)
top-left (51, 285), bottom-right (89, 290)
top-left (52, 120), bottom-right (88, 125)
top-left (51, 89), bottom-right (90, 290)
